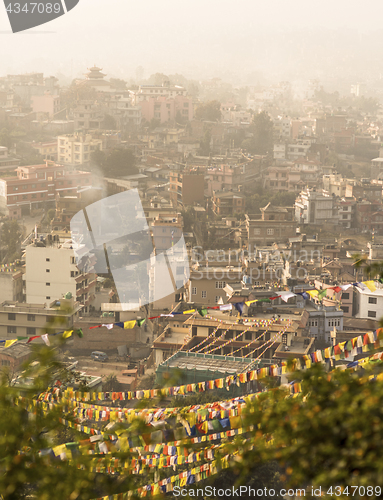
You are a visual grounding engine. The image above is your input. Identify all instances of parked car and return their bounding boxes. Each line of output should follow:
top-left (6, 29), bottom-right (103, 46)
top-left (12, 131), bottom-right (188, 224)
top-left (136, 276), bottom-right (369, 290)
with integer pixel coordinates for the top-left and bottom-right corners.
top-left (90, 351), bottom-right (108, 362)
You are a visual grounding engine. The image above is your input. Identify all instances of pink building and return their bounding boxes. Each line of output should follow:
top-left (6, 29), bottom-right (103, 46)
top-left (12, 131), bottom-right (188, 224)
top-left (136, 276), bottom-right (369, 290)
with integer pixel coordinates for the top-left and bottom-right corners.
top-left (139, 96), bottom-right (193, 124)
top-left (31, 92), bottom-right (60, 117)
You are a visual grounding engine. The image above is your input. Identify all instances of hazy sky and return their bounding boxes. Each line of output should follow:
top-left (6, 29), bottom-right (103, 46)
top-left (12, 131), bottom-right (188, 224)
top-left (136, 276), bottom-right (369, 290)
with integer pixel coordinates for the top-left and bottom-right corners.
top-left (1, 0), bottom-right (383, 84)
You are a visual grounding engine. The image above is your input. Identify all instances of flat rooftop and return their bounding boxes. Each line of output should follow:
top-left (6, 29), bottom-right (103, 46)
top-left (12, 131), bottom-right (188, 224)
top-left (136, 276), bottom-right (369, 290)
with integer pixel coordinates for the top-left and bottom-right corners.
top-left (162, 352), bottom-right (251, 374)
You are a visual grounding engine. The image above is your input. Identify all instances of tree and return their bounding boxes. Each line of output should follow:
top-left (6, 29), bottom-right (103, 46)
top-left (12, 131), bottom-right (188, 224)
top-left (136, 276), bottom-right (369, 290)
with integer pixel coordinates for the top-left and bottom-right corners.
top-left (195, 101), bottom-right (222, 122)
top-left (0, 220), bottom-right (22, 259)
top-left (102, 114), bottom-right (117, 130)
top-left (109, 78), bottom-right (127, 90)
top-left (242, 111), bottom-right (274, 155)
top-left (0, 128), bottom-right (12, 149)
top-left (91, 148), bottom-right (137, 178)
top-left (102, 374), bottom-right (122, 392)
top-left (199, 130), bottom-right (211, 156)
top-left (236, 362), bottom-right (383, 493)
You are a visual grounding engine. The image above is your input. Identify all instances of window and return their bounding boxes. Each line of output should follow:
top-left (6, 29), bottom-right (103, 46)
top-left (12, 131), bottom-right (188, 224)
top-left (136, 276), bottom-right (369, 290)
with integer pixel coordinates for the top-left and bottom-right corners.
top-left (46, 258), bottom-right (50, 262)
top-left (46, 269), bottom-right (50, 273)
top-left (8, 313), bottom-right (16, 321)
top-left (192, 287), bottom-right (197, 295)
top-left (215, 281), bottom-right (226, 289)
top-left (226, 331), bottom-right (233, 339)
top-left (254, 228), bottom-right (260, 235)
top-left (341, 306), bottom-right (349, 313)
top-left (342, 293), bottom-right (349, 299)
top-left (27, 327), bottom-right (36, 336)
top-left (7, 326), bottom-right (16, 334)
top-left (369, 297), bottom-right (377, 304)
top-left (368, 311), bottom-right (377, 318)
top-left (46, 297), bottom-right (50, 300)
top-left (201, 291), bottom-right (207, 298)
top-left (215, 296), bottom-right (221, 304)
top-left (70, 257), bottom-right (75, 264)
top-left (46, 283), bottom-right (50, 286)
top-left (267, 228), bottom-right (274, 235)
top-left (245, 332), bottom-right (252, 340)
top-left (282, 333), bottom-right (288, 345)
top-left (27, 314), bottom-right (35, 321)
top-left (1, 360), bottom-right (10, 366)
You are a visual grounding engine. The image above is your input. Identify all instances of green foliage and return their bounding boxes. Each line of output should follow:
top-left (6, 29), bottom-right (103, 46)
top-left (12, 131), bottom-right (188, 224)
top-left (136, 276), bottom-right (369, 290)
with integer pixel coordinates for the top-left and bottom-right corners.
top-left (242, 111), bottom-right (274, 155)
top-left (90, 147), bottom-right (137, 178)
top-left (0, 220), bottom-right (22, 259)
top-left (199, 130), bottom-right (211, 156)
top-left (0, 128), bottom-right (12, 149)
top-left (102, 113), bottom-right (117, 130)
top-left (103, 374), bottom-right (122, 392)
top-left (0, 343), bottom-right (134, 499)
top-left (109, 78), bottom-right (127, 90)
top-left (195, 101), bottom-right (222, 122)
top-left (245, 190), bottom-right (296, 215)
top-left (238, 363), bottom-right (383, 492)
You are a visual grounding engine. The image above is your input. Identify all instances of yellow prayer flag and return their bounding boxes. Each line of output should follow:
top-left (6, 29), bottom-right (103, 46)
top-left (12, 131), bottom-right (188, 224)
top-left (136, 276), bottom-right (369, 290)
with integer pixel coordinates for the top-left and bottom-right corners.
top-left (363, 281), bottom-right (377, 292)
top-left (62, 330), bottom-right (73, 339)
top-left (245, 299), bottom-right (257, 306)
top-left (183, 309), bottom-right (195, 314)
top-left (307, 290), bottom-right (318, 298)
top-left (124, 321), bottom-right (136, 329)
top-left (4, 339), bottom-right (18, 348)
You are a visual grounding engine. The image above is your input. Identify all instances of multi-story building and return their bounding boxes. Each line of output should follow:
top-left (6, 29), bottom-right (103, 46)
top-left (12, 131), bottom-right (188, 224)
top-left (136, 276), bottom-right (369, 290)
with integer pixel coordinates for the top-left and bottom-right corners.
top-left (73, 100), bottom-right (105, 130)
top-left (0, 272), bottom-right (24, 303)
top-left (211, 190), bottom-right (245, 216)
top-left (169, 169), bottom-right (205, 207)
top-left (25, 239), bottom-right (97, 313)
top-left (31, 141), bottom-right (58, 161)
top-left (0, 295), bottom-right (81, 340)
top-left (130, 83), bottom-right (188, 105)
top-left (295, 189), bottom-right (339, 225)
top-left (355, 201), bottom-right (383, 234)
top-left (323, 173), bottom-right (347, 198)
top-left (31, 93), bottom-right (60, 118)
top-left (139, 95), bottom-right (193, 124)
top-left (246, 204), bottom-right (297, 249)
top-left (0, 163), bottom-right (92, 218)
top-left (345, 180), bottom-right (382, 202)
top-left (354, 286), bottom-right (383, 321)
top-left (151, 214), bottom-right (183, 252)
top-left (57, 133), bottom-right (103, 165)
top-left (338, 198), bottom-right (356, 229)
top-left (52, 188), bottom-right (103, 231)
top-left (0, 146), bottom-right (19, 169)
top-left (188, 267), bottom-right (243, 306)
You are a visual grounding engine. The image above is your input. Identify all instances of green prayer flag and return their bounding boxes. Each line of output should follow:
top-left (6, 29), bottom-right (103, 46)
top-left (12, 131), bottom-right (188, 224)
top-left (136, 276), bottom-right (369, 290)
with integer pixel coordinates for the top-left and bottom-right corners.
top-left (76, 329), bottom-right (84, 338)
top-left (198, 308), bottom-right (208, 317)
top-left (136, 319), bottom-right (146, 327)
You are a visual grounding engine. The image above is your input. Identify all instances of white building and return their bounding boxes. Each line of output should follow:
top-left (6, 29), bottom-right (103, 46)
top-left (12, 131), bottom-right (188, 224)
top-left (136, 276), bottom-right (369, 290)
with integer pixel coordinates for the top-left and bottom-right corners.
top-left (295, 189), bottom-right (339, 225)
top-left (354, 286), bottom-right (383, 321)
top-left (25, 241), bottom-right (97, 312)
top-left (307, 304), bottom-right (344, 343)
top-left (130, 83), bottom-right (188, 105)
top-left (57, 133), bottom-right (103, 165)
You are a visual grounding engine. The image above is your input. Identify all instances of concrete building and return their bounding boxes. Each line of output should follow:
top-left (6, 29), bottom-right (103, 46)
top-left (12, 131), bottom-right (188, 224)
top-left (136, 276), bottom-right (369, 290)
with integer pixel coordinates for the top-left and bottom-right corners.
top-left (0, 162), bottom-right (92, 218)
top-left (0, 272), bottom-right (24, 303)
top-left (211, 190), bottom-right (246, 216)
top-left (188, 267), bottom-right (243, 306)
top-left (0, 146), bottom-right (20, 169)
top-left (246, 204), bottom-right (297, 249)
top-left (130, 83), bottom-right (188, 105)
top-left (31, 141), bottom-right (58, 161)
top-left (295, 189), bottom-right (339, 225)
top-left (0, 296), bottom-right (81, 340)
top-left (73, 100), bottom-right (105, 130)
top-left (151, 213), bottom-right (183, 252)
top-left (57, 133), bottom-right (103, 165)
top-left (139, 95), bottom-right (193, 124)
top-left (169, 169), bottom-right (205, 207)
top-left (354, 286), bottom-right (383, 321)
top-left (31, 93), bottom-right (60, 118)
top-left (25, 240), bottom-right (97, 312)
